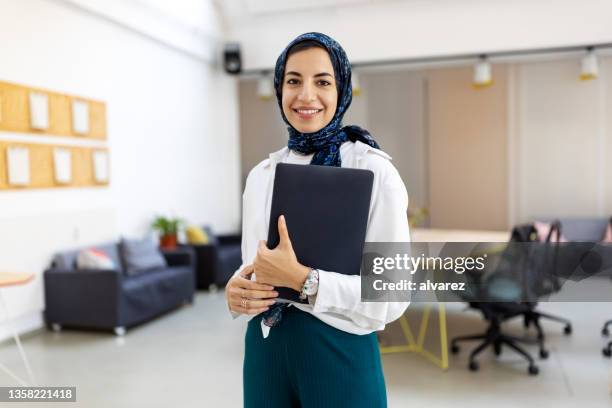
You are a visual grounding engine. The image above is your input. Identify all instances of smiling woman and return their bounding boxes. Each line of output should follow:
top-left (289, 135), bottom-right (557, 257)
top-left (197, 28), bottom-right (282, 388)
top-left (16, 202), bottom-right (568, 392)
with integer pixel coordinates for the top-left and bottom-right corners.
top-left (225, 32), bottom-right (411, 408)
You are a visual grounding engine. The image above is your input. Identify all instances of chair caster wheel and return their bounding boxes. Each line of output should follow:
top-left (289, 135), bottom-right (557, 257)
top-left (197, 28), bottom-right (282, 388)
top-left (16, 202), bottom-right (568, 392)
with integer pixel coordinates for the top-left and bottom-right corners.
top-left (468, 361), bottom-right (479, 371)
top-left (603, 348), bottom-right (611, 358)
top-left (539, 349), bottom-right (549, 359)
top-left (450, 344), bottom-right (460, 354)
top-left (602, 327), bottom-right (609, 337)
top-left (528, 365), bottom-right (539, 375)
top-left (493, 343), bottom-right (502, 356)
top-left (563, 325), bottom-right (572, 335)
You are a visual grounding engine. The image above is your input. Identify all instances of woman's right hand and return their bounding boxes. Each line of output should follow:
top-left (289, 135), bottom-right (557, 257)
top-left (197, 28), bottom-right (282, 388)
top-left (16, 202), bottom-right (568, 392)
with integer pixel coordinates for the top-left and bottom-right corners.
top-left (226, 264), bottom-right (279, 315)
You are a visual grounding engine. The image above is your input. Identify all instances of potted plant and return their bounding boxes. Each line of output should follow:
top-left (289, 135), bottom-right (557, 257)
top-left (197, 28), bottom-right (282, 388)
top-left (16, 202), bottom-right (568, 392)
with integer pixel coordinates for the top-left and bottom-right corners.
top-left (152, 216), bottom-right (183, 249)
top-left (408, 207), bottom-right (429, 228)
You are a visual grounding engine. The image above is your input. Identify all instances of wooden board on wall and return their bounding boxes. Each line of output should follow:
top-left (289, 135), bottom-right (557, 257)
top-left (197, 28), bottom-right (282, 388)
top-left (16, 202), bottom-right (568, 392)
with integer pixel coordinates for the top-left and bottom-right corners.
top-left (0, 141), bottom-right (109, 190)
top-left (0, 81), bottom-right (107, 139)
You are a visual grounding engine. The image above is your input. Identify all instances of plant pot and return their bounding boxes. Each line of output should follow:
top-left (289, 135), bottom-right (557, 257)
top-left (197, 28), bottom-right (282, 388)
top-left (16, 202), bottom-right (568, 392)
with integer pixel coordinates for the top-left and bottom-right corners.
top-left (160, 234), bottom-right (177, 249)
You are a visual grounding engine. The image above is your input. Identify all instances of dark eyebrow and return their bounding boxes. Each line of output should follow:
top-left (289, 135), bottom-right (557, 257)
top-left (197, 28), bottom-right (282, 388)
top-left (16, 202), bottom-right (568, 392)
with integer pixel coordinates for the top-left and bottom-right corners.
top-left (285, 71), bottom-right (334, 78)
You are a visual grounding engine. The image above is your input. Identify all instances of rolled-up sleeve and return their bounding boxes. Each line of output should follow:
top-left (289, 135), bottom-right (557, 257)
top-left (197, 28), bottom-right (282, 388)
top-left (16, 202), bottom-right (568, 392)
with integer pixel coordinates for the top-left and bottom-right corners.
top-left (312, 161), bottom-right (411, 331)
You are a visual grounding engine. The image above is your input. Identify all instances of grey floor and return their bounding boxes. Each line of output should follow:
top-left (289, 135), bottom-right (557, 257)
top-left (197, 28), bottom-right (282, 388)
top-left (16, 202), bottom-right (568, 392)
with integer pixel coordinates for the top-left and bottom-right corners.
top-left (1, 291), bottom-right (612, 407)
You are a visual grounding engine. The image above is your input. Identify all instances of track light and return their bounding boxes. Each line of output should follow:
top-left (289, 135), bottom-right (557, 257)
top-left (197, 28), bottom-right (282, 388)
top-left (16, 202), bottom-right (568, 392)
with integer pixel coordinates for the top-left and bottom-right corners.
top-left (580, 47), bottom-right (598, 81)
top-left (352, 71), bottom-right (362, 96)
top-left (257, 75), bottom-right (273, 100)
top-left (473, 55), bottom-right (493, 88)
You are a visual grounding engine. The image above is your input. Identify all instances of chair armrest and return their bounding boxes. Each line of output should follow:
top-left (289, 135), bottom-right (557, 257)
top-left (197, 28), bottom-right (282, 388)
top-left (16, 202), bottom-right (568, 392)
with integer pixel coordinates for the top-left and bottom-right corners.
top-left (161, 247), bottom-right (195, 267)
top-left (218, 234), bottom-right (241, 246)
top-left (44, 268), bottom-right (122, 327)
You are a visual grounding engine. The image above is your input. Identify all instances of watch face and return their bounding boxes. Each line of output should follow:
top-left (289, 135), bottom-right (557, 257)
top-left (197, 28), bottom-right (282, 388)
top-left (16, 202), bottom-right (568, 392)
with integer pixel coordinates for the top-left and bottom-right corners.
top-left (303, 269), bottom-right (319, 296)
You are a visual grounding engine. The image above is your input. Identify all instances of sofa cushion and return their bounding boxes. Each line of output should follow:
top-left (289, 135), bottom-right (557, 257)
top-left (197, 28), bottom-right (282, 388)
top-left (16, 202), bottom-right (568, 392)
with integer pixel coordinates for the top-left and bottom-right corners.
top-left (186, 225), bottom-right (209, 244)
top-left (53, 243), bottom-right (122, 272)
top-left (120, 238), bottom-right (167, 276)
top-left (76, 248), bottom-right (115, 270)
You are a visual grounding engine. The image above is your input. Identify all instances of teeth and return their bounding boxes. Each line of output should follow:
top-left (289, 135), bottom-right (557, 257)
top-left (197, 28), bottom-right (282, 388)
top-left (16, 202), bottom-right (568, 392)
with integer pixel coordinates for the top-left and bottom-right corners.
top-left (297, 109), bottom-right (320, 114)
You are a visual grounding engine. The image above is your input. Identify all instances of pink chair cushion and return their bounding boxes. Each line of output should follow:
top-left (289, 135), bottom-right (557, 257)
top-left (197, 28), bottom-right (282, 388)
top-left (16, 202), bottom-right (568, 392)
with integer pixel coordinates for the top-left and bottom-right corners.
top-left (603, 223), bottom-right (612, 243)
top-left (534, 221), bottom-right (568, 243)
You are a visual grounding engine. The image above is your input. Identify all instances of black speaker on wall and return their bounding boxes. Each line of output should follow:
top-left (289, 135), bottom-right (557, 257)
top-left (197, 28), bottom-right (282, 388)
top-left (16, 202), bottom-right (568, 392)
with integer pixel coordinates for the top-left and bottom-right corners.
top-left (223, 43), bottom-right (242, 75)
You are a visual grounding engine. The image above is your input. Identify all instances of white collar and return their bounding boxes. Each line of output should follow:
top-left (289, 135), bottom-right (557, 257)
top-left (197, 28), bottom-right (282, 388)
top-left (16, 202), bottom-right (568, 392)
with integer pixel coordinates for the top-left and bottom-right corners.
top-left (263, 141), bottom-right (387, 169)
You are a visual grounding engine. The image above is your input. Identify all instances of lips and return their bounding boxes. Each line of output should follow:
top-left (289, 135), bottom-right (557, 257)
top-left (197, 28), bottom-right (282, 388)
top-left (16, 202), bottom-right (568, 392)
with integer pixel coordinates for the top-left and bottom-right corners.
top-left (293, 108), bottom-right (323, 119)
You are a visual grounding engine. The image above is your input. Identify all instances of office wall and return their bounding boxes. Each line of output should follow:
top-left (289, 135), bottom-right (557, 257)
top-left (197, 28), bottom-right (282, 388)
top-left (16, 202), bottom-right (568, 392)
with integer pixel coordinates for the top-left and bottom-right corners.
top-left (516, 59), bottom-right (609, 222)
top-left (427, 66), bottom-right (509, 230)
top-left (224, 0), bottom-right (612, 71)
top-left (0, 0), bottom-right (241, 339)
top-left (363, 71), bottom-right (428, 213)
top-left (605, 59), bottom-right (612, 216)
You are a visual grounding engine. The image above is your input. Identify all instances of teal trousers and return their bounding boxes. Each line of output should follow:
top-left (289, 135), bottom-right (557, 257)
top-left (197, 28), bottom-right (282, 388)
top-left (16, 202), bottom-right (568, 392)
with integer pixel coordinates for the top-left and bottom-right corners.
top-left (243, 306), bottom-right (387, 408)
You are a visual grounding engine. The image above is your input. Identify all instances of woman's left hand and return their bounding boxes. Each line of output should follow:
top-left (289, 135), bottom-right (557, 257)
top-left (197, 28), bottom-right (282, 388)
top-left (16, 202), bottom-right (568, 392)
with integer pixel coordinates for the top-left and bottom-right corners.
top-left (254, 215), bottom-right (310, 291)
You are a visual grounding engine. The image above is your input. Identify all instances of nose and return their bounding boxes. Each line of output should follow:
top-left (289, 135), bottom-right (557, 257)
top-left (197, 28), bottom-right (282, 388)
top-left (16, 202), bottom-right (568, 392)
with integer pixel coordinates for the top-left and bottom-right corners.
top-left (298, 81), bottom-right (315, 102)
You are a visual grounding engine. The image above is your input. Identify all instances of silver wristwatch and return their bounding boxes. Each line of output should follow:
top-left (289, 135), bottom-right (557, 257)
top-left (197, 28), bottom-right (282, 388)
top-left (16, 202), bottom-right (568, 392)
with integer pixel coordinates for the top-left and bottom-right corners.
top-left (299, 269), bottom-right (319, 300)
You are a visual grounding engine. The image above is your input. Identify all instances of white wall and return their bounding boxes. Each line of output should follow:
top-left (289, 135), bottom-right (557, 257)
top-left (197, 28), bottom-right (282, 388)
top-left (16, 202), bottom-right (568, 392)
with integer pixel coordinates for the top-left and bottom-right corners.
top-left (515, 58), bottom-right (611, 222)
top-left (0, 0), bottom-right (241, 339)
top-left (224, 0), bottom-right (612, 71)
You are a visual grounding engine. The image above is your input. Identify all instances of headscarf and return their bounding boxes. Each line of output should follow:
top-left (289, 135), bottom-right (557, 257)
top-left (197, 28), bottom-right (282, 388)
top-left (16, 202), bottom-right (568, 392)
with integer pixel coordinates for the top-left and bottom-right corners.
top-left (273, 32), bottom-right (380, 167)
top-left (262, 33), bottom-right (380, 330)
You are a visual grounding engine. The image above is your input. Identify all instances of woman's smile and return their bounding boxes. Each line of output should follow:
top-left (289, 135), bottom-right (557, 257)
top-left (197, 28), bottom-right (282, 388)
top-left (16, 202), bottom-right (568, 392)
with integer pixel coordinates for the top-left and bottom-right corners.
top-left (292, 107), bottom-right (324, 120)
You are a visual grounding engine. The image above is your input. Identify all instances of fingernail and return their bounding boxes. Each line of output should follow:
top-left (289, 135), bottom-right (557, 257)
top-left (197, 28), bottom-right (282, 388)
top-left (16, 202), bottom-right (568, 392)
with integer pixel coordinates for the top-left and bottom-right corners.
top-left (269, 300), bottom-right (276, 305)
top-left (273, 291), bottom-right (279, 297)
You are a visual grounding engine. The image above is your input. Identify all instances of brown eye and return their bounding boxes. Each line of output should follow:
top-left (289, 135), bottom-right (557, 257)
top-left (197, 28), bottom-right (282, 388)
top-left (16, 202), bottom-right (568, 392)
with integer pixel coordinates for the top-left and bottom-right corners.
top-left (286, 78), bottom-right (299, 85)
top-left (318, 80), bottom-right (331, 86)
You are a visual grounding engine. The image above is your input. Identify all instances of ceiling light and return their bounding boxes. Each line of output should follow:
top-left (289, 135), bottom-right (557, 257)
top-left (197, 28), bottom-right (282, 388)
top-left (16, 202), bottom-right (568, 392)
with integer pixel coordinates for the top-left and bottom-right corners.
top-left (473, 55), bottom-right (493, 88)
top-left (257, 75), bottom-right (273, 100)
top-left (352, 71), bottom-right (362, 96)
top-left (580, 47), bottom-right (598, 81)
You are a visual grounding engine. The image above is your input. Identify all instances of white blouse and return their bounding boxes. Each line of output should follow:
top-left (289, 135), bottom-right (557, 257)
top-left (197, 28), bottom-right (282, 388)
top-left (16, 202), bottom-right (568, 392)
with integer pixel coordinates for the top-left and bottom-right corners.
top-left (230, 140), bottom-right (411, 338)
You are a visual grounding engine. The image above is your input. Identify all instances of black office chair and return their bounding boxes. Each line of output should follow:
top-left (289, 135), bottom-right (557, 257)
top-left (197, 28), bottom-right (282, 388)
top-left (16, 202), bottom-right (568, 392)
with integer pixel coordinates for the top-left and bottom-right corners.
top-left (516, 222), bottom-right (572, 338)
top-left (450, 222), bottom-right (569, 375)
top-left (603, 320), bottom-right (612, 357)
top-left (602, 217), bottom-right (612, 357)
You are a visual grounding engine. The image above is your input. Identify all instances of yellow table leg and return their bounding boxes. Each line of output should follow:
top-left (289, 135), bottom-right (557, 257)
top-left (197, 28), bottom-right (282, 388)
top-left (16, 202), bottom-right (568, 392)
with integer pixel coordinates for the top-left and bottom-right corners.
top-left (379, 303), bottom-right (449, 370)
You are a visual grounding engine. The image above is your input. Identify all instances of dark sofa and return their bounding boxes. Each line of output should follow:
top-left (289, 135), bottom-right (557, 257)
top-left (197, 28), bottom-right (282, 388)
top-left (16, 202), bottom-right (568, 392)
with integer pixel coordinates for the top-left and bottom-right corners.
top-left (44, 243), bottom-right (195, 335)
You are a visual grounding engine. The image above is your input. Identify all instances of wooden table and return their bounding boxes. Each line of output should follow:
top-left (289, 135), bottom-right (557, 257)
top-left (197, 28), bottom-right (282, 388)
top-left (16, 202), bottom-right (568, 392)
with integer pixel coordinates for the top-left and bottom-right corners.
top-left (411, 228), bottom-right (510, 243)
top-left (0, 272), bottom-right (34, 287)
top-left (0, 272), bottom-right (36, 385)
top-left (379, 228), bottom-right (510, 370)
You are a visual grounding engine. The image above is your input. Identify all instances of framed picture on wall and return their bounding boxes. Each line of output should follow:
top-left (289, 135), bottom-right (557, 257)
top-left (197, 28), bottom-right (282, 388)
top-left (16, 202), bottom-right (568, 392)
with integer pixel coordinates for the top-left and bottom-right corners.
top-left (53, 147), bottom-right (72, 185)
top-left (72, 99), bottom-right (89, 135)
top-left (92, 150), bottom-right (109, 183)
top-left (7, 146), bottom-right (30, 186)
top-left (29, 92), bottom-right (49, 130)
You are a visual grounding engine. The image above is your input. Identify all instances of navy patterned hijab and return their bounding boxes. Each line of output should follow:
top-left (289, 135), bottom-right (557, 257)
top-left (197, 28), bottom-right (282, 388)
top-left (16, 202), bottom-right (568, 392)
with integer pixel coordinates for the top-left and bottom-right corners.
top-left (273, 32), bottom-right (380, 167)
top-left (262, 33), bottom-right (380, 330)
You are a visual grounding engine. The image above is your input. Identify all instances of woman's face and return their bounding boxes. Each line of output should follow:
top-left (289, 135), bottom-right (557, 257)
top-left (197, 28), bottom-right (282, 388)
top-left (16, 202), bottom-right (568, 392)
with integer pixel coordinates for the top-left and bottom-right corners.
top-left (282, 47), bottom-right (338, 133)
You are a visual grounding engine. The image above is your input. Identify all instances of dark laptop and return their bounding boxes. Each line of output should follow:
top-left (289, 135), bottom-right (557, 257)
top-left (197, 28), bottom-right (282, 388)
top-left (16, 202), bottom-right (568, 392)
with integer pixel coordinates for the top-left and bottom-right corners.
top-left (266, 163), bottom-right (374, 303)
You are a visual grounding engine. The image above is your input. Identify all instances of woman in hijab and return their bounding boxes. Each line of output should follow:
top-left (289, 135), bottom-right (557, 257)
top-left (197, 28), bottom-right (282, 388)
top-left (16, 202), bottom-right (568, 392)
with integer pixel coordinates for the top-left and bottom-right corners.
top-left (225, 32), bottom-right (410, 407)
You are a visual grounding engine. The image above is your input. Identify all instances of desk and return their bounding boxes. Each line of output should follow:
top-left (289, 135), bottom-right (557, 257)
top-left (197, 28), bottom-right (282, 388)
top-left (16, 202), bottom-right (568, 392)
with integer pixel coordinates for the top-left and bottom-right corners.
top-left (0, 272), bottom-right (36, 385)
top-left (379, 228), bottom-right (509, 370)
